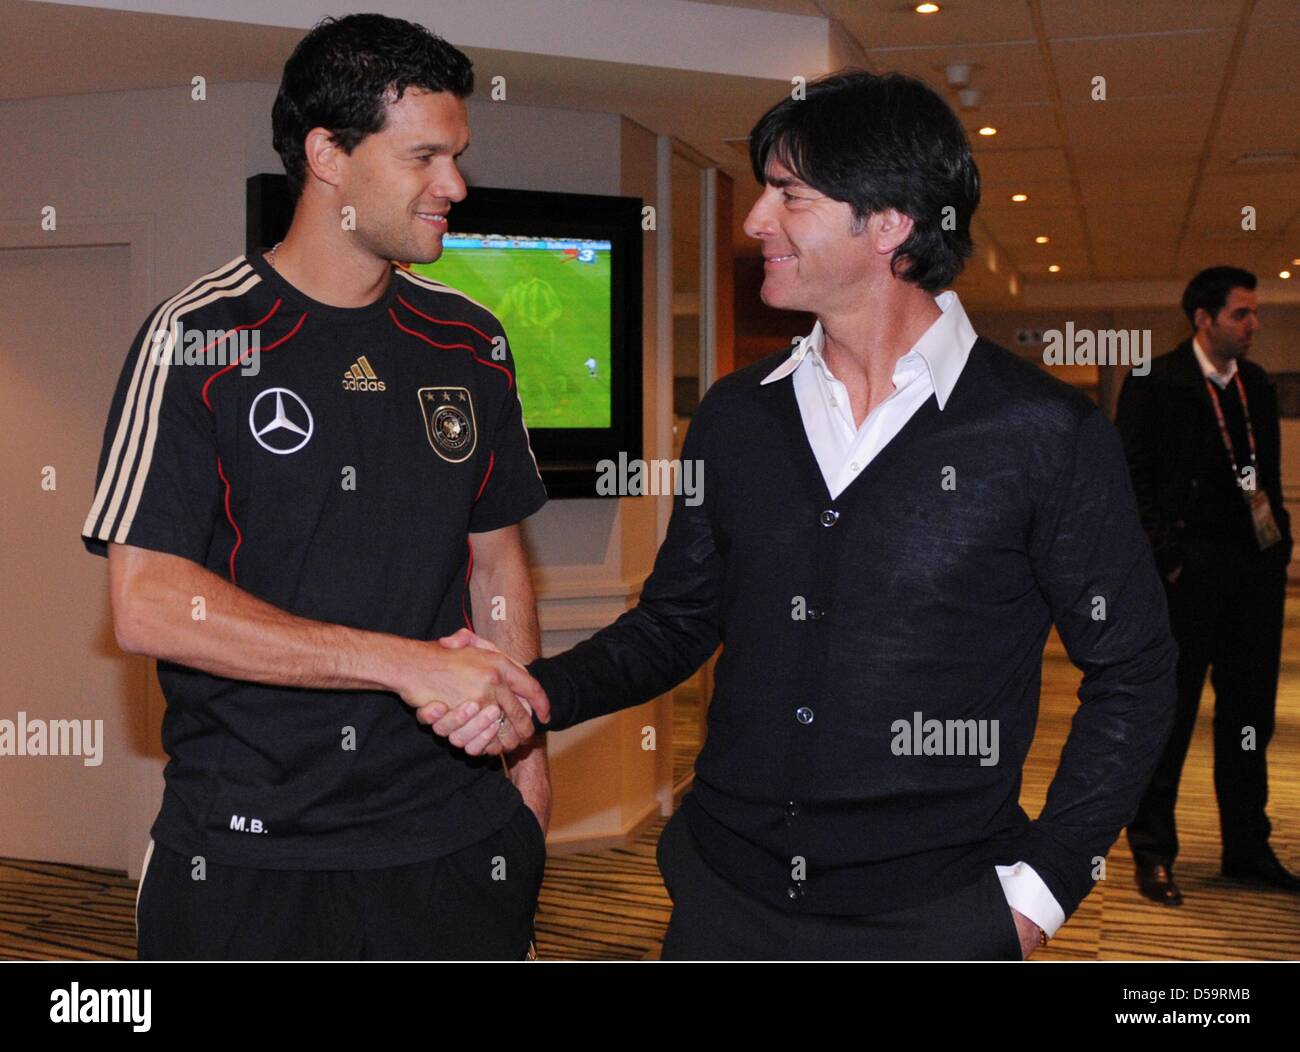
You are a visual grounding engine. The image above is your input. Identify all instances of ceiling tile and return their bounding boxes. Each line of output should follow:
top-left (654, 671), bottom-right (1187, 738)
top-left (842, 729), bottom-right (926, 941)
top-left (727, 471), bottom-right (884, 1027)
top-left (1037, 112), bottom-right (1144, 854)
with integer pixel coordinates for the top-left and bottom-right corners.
top-left (1195, 171), bottom-right (1300, 212)
top-left (1231, 18), bottom-right (1300, 91)
top-left (1076, 166), bottom-right (1198, 206)
top-left (1061, 95), bottom-right (1216, 151)
top-left (1040, 0), bottom-right (1237, 38)
top-left (863, 42), bottom-right (1052, 105)
top-left (1050, 32), bottom-right (1234, 99)
top-left (975, 148), bottom-right (1071, 182)
top-left (1250, 0), bottom-right (1300, 25)
top-left (1209, 91), bottom-right (1300, 154)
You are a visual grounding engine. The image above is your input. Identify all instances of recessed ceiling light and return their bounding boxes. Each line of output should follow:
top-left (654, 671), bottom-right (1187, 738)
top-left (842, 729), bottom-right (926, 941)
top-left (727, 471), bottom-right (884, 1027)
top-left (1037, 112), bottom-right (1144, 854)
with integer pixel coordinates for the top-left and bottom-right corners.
top-left (915, 2), bottom-right (941, 13)
top-left (1292, 258), bottom-right (1300, 266)
top-left (1048, 264), bottom-right (1061, 273)
top-left (1281, 270), bottom-right (1293, 280)
top-left (978, 126), bottom-right (997, 136)
top-left (1034, 235), bottom-right (1050, 244)
top-left (1011, 193), bottom-right (1028, 202)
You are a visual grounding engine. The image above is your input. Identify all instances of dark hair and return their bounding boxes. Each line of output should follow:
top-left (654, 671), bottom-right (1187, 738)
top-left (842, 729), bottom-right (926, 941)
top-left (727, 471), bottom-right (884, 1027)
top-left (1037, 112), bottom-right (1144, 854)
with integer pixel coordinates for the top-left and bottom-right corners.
top-left (1181, 266), bottom-right (1257, 327)
top-left (748, 70), bottom-right (979, 292)
top-left (272, 13), bottom-right (474, 200)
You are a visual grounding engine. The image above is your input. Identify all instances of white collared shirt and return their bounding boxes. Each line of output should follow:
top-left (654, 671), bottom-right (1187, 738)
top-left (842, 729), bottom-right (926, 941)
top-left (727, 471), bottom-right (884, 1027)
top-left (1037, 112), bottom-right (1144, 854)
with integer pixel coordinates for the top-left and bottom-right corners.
top-left (759, 289), bottom-right (1066, 940)
top-left (1191, 331), bottom-right (1238, 389)
top-left (761, 290), bottom-right (975, 498)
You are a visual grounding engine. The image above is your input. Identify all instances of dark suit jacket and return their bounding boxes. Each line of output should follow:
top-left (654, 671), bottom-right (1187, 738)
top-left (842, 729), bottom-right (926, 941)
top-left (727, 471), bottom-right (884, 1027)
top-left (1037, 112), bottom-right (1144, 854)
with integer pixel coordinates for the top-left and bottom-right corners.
top-left (1115, 339), bottom-right (1292, 576)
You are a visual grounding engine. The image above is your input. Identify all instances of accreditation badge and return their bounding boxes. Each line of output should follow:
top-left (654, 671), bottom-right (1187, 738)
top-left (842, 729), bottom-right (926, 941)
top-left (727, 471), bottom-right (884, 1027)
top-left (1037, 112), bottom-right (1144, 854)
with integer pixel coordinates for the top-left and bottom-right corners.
top-left (1246, 489), bottom-right (1283, 551)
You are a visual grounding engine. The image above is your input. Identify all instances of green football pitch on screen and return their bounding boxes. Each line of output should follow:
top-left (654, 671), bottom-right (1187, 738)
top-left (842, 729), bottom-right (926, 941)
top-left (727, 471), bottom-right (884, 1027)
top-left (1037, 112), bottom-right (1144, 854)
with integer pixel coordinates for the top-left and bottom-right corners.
top-left (409, 240), bottom-right (612, 429)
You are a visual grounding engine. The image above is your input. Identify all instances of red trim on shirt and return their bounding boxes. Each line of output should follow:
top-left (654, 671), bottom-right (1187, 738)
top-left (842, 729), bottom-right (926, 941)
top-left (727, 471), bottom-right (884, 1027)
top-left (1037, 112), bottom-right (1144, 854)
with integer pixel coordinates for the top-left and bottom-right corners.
top-left (215, 456), bottom-right (243, 583)
top-left (475, 451), bottom-right (496, 502)
top-left (389, 300), bottom-right (514, 391)
top-left (395, 293), bottom-right (496, 346)
top-left (200, 306), bottom-right (308, 580)
top-left (462, 538), bottom-right (475, 631)
top-left (200, 299), bottom-right (288, 410)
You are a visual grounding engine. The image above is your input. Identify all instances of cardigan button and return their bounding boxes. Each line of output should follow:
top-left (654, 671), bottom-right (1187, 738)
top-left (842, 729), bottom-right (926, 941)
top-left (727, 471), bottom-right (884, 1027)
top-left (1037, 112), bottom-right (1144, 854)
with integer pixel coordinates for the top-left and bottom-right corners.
top-left (795, 706), bottom-right (815, 725)
top-left (785, 801), bottom-right (800, 817)
top-left (820, 509), bottom-right (840, 526)
top-left (807, 607), bottom-right (824, 621)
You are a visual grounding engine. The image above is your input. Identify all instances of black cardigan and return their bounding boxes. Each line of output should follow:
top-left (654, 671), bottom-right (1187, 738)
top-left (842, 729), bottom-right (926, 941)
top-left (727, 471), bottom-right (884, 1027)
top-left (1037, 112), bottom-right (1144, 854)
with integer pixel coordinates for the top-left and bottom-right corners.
top-left (530, 337), bottom-right (1177, 919)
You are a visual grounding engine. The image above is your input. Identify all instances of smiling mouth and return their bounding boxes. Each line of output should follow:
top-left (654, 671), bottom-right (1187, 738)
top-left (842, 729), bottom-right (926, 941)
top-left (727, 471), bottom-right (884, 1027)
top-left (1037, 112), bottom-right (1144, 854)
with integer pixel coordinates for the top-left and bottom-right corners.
top-left (765, 253), bottom-right (796, 264)
top-left (416, 212), bottom-right (448, 227)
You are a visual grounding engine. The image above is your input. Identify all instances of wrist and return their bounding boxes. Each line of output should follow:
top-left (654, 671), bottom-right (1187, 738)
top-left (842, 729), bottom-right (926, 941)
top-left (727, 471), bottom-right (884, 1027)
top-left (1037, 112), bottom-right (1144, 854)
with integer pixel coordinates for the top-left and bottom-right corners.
top-left (365, 632), bottom-right (423, 695)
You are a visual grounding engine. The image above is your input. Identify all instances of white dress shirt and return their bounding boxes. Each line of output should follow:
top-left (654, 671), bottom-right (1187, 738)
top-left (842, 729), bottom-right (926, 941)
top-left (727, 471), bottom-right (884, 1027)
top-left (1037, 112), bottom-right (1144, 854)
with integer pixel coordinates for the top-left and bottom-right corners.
top-left (760, 290), bottom-right (1066, 940)
top-left (1191, 331), bottom-right (1238, 389)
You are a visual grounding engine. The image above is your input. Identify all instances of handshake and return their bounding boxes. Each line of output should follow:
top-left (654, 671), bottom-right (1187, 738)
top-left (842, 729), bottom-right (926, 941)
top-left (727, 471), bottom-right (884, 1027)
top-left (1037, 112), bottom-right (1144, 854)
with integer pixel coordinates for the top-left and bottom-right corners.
top-left (396, 628), bottom-right (550, 757)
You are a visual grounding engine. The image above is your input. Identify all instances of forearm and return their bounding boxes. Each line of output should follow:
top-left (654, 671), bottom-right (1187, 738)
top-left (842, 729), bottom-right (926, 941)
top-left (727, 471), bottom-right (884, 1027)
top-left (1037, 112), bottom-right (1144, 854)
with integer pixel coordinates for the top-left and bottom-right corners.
top-left (506, 735), bottom-right (551, 828)
top-left (469, 565), bottom-right (540, 666)
top-left (109, 543), bottom-right (414, 693)
top-left (1025, 626), bottom-right (1175, 907)
top-left (530, 595), bottom-right (720, 731)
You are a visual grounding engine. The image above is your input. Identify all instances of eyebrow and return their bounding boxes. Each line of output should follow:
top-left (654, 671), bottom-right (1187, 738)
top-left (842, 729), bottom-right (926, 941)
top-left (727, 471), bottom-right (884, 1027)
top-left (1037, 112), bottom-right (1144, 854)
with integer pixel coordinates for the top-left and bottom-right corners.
top-left (767, 175), bottom-right (809, 190)
top-left (406, 141), bottom-right (471, 156)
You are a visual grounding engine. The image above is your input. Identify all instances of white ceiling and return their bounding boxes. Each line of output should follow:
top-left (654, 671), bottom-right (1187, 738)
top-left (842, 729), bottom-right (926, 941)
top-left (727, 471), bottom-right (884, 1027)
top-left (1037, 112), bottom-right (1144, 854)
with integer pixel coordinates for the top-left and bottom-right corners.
top-left (3, 0), bottom-right (1297, 307)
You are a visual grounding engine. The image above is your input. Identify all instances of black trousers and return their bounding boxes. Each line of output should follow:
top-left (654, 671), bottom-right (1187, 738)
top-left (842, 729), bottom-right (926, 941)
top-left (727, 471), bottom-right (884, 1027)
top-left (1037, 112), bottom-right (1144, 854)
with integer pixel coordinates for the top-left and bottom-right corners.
top-left (136, 802), bottom-right (546, 960)
top-left (655, 808), bottom-right (1023, 960)
top-left (1127, 540), bottom-right (1288, 867)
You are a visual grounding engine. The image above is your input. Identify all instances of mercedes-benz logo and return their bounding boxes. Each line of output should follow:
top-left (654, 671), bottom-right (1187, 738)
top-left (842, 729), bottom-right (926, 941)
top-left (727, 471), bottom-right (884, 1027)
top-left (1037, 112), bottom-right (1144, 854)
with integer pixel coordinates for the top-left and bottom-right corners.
top-left (248, 387), bottom-right (314, 455)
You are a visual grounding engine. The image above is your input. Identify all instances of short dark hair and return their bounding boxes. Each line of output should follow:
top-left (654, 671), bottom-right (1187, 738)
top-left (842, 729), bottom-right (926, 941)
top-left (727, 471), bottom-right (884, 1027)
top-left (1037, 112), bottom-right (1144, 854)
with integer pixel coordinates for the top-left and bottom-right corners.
top-left (1181, 266), bottom-right (1257, 327)
top-left (272, 13), bottom-right (474, 200)
top-left (748, 69), bottom-right (980, 292)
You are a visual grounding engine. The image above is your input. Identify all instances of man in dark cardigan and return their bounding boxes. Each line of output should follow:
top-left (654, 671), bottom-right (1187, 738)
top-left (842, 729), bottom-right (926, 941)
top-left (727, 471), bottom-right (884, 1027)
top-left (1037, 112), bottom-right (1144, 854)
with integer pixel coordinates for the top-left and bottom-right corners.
top-left (1117, 267), bottom-right (1297, 906)
top-left (424, 70), bottom-right (1178, 960)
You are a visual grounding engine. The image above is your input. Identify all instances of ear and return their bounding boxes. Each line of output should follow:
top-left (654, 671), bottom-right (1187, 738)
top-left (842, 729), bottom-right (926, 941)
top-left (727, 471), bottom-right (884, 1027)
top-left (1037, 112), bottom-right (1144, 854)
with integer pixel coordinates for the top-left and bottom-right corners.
top-left (870, 208), bottom-right (915, 255)
top-left (1192, 306), bottom-right (1212, 331)
top-left (302, 126), bottom-right (345, 193)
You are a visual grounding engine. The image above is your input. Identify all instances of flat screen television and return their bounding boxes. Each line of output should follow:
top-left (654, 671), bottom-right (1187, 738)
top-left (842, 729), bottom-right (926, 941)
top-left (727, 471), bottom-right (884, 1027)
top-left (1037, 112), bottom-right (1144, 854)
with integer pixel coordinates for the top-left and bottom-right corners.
top-left (247, 176), bottom-right (644, 497)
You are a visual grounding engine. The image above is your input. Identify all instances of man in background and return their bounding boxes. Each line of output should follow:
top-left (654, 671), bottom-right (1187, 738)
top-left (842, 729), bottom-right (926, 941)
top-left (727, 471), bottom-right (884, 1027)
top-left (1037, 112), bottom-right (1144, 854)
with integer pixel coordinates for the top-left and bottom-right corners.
top-left (1118, 266), bottom-right (1297, 905)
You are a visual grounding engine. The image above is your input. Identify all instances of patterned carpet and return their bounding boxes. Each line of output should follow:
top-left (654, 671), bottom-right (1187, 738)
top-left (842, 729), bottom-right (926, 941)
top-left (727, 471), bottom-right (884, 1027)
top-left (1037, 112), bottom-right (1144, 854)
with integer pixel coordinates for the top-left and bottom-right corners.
top-left (2, 595), bottom-right (1298, 961)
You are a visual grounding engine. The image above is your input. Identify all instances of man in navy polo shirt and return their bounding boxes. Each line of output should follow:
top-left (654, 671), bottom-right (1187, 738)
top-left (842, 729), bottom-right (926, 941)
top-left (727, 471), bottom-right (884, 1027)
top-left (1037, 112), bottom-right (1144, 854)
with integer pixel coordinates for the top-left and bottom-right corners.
top-left (432, 70), bottom-right (1178, 960)
top-left (83, 15), bottom-right (550, 959)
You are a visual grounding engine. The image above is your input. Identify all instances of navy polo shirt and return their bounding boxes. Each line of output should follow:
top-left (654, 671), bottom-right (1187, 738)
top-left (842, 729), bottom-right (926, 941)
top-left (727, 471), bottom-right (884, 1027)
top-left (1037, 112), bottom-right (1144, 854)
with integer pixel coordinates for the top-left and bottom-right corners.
top-left (83, 251), bottom-right (547, 869)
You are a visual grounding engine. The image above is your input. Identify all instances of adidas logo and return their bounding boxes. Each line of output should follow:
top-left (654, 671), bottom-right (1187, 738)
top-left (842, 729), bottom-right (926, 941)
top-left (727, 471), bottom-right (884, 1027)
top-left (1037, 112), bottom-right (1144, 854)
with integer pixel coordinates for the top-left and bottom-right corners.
top-left (342, 355), bottom-right (386, 392)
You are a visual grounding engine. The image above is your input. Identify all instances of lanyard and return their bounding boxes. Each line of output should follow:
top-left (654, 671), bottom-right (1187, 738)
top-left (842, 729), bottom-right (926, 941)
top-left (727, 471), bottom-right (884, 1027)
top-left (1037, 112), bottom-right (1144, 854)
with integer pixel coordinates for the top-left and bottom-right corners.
top-left (1203, 373), bottom-right (1258, 480)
